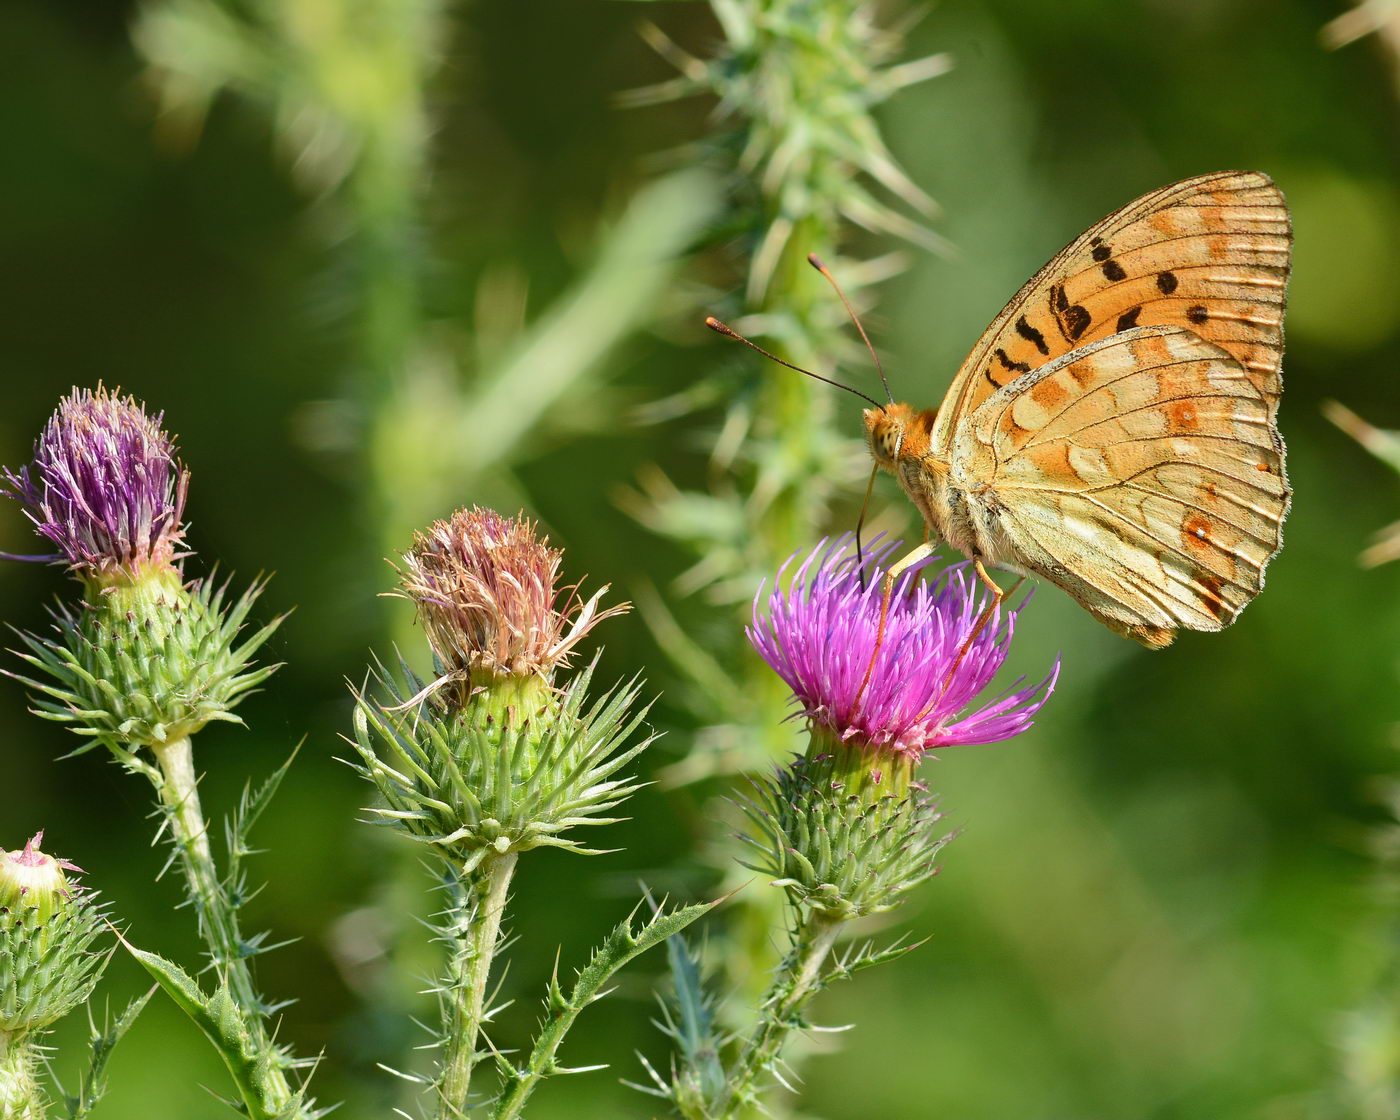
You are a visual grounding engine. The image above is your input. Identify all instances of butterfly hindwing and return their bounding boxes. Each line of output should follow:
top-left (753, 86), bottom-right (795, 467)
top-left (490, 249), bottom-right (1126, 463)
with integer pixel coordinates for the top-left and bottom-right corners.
top-left (931, 170), bottom-right (1291, 460)
top-left (952, 326), bottom-right (1289, 642)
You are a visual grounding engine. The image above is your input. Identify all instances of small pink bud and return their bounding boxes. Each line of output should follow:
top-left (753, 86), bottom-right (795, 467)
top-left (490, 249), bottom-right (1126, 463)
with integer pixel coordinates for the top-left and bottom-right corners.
top-left (0, 833), bottom-right (82, 924)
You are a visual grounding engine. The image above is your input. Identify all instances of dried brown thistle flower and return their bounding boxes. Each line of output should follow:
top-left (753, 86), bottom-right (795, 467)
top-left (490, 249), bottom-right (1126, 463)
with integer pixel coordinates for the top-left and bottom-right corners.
top-left (397, 507), bottom-right (628, 684)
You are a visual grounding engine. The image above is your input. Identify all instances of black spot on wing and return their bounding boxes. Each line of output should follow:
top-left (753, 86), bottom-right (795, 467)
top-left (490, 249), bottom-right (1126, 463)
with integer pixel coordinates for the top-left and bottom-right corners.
top-left (1115, 307), bottom-right (1142, 332)
top-left (1050, 283), bottom-right (1069, 313)
top-left (1156, 271), bottom-right (1179, 294)
top-left (1101, 259), bottom-right (1127, 282)
top-left (1014, 315), bottom-right (1050, 356)
top-left (984, 366), bottom-right (1002, 389)
top-left (1186, 304), bottom-right (1209, 324)
top-left (1091, 244), bottom-right (1112, 262)
top-left (1063, 304), bottom-right (1092, 341)
top-left (995, 348), bottom-right (1032, 374)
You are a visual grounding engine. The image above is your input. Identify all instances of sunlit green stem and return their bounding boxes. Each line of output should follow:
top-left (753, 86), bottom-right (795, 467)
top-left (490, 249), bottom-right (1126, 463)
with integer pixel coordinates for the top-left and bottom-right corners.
top-left (438, 851), bottom-right (518, 1120)
top-left (715, 911), bottom-right (843, 1119)
top-left (149, 736), bottom-right (262, 1022)
top-left (0, 1031), bottom-right (43, 1120)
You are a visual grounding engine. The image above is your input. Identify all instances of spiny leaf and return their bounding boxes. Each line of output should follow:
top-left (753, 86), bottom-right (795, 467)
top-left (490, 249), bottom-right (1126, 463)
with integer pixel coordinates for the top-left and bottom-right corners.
top-left (62, 990), bottom-right (154, 1120)
top-left (121, 940), bottom-right (315, 1120)
top-left (490, 894), bottom-right (723, 1120)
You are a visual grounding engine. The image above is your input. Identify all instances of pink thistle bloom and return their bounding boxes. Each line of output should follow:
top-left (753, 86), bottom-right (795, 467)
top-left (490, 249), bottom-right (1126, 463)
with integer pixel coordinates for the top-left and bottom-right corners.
top-left (748, 537), bottom-right (1058, 757)
top-left (2, 387), bottom-right (188, 579)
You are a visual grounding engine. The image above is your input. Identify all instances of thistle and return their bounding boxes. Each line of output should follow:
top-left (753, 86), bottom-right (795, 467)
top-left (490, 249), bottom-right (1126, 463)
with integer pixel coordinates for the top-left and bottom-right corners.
top-left (0, 834), bottom-right (110, 1120)
top-left (356, 506), bottom-right (641, 867)
top-left (1, 389), bottom-right (311, 1120)
top-left (0, 835), bottom-right (106, 1035)
top-left (351, 506), bottom-right (652, 1118)
top-left (672, 539), bottom-right (1057, 1117)
top-left (742, 536), bottom-right (1056, 918)
top-left (625, 0), bottom-right (953, 1037)
top-left (2, 388), bottom-right (280, 764)
top-left (750, 537), bottom-right (1056, 753)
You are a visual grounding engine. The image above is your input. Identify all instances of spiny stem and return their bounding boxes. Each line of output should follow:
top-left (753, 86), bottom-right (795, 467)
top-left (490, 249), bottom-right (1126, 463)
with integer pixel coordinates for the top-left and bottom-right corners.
top-left (149, 736), bottom-right (263, 1023)
top-left (715, 911), bottom-right (843, 1119)
top-left (438, 851), bottom-right (518, 1120)
top-left (0, 1030), bottom-right (43, 1120)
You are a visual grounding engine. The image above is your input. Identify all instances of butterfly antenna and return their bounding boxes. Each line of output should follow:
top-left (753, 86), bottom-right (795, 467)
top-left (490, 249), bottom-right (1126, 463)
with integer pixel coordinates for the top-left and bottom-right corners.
top-left (807, 253), bottom-right (894, 405)
top-left (704, 318), bottom-right (883, 409)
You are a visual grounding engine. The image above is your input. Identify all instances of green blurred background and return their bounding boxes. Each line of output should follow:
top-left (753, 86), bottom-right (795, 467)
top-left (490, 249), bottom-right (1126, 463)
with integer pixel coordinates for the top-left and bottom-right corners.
top-left (2, 0), bottom-right (1400, 1117)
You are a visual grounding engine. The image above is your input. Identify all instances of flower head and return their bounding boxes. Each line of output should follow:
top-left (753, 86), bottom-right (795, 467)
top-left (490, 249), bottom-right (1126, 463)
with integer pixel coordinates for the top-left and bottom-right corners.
top-left (748, 537), bottom-right (1057, 756)
top-left (2, 386), bottom-right (188, 579)
top-left (397, 507), bottom-right (627, 682)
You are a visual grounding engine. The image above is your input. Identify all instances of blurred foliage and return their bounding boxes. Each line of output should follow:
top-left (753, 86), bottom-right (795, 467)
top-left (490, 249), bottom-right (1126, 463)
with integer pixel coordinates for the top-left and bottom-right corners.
top-left (1, 0), bottom-right (1399, 1118)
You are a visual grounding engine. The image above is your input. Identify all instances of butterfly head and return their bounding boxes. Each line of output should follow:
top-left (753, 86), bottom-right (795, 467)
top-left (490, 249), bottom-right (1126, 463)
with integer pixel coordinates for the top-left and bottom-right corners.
top-left (864, 403), bottom-right (934, 471)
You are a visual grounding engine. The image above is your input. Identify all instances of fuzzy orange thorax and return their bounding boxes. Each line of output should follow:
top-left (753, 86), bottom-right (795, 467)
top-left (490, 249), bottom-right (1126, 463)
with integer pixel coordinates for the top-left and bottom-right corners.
top-left (863, 403), bottom-right (936, 469)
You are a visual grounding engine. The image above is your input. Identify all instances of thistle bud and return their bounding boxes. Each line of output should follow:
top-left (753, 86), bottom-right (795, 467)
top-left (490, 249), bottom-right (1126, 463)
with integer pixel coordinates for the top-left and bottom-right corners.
top-left (0, 834), bottom-right (108, 1036)
top-left (0, 834), bottom-right (79, 926)
top-left (3, 389), bottom-right (281, 758)
top-left (355, 507), bottom-right (650, 870)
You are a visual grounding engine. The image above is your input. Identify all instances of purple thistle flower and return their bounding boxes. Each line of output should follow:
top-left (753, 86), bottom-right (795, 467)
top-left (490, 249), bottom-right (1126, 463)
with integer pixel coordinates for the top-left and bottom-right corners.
top-left (2, 387), bottom-right (188, 578)
top-left (748, 537), bottom-right (1058, 757)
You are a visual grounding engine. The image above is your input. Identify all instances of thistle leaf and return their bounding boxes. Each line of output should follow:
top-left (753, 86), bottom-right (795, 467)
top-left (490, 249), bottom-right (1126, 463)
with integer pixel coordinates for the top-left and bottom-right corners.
top-left (61, 990), bottom-right (154, 1120)
top-left (122, 942), bottom-right (316, 1120)
top-left (490, 895), bottom-right (723, 1120)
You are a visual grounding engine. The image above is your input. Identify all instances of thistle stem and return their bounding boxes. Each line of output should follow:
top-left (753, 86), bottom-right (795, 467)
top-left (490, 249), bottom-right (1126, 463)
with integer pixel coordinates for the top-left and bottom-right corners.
top-left (149, 736), bottom-right (262, 1019)
top-left (0, 1031), bottom-right (43, 1120)
top-left (715, 911), bottom-right (843, 1118)
top-left (438, 851), bottom-right (518, 1119)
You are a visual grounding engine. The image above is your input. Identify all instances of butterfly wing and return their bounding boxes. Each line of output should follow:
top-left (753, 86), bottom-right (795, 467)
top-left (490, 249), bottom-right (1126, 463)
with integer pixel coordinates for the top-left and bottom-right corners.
top-left (931, 170), bottom-right (1290, 459)
top-left (951, 326), bottom-right (1289, 647)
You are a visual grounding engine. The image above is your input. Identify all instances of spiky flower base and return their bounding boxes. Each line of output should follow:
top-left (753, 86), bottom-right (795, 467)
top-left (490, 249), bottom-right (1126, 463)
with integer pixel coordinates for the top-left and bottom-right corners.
top-left (737, 743), bottom-right (951, 920)
top-left (0, 895), bottom-right (107, 1036)
top-left (11, 569), bottom-right (281, 761)
top-left (352, 656), bottom-right (654, 871)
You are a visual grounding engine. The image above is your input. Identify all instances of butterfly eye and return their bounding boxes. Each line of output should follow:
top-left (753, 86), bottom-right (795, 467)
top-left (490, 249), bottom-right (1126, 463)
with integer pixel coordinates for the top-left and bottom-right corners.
top-left (871, 420), bottom-right (902, 463)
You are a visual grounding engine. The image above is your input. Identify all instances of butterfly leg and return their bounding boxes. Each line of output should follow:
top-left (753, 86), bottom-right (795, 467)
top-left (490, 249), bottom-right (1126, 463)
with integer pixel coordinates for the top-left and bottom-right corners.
top-left (937, 559), bottom-right (1009, 690)
top-left (852, 541), bottom-right (938, 712)
top-left (907, 559), bottom-right (1016, 724)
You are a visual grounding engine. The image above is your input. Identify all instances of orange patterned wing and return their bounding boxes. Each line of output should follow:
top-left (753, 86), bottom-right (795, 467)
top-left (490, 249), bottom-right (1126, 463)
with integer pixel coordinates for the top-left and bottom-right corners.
top-left (931, 171), bottom-right (1291, 457)
top-left (952, 326), bottom-right (1289, 643)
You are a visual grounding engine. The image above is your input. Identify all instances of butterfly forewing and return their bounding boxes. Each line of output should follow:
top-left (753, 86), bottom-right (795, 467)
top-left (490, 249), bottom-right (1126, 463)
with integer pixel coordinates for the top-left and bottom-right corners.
top-left (931, 170), bottom-right (1290, 459)
top-left (953, 326), bottom-right (1288, 640)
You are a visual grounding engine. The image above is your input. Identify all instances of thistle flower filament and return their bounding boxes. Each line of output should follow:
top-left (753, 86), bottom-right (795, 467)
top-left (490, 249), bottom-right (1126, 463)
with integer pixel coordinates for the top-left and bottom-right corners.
top-left (749, 536), bottom-right (1059, 756)
top-left (2, 386), bottom-right (188, 580)
top-left (396, 506), bottom-right (626, 689)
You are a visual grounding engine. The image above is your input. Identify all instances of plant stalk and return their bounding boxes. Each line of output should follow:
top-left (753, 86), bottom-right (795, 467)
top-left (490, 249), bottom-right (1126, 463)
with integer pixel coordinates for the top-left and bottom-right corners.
top-left (438, 851), bottom-right (519, 1119)
top-left (715, 911), bottom-right (843, 1119)
top-left (0, 1031), bottom-right (43, 1120)
top-left (149, 736), bottom-right (262, 1020)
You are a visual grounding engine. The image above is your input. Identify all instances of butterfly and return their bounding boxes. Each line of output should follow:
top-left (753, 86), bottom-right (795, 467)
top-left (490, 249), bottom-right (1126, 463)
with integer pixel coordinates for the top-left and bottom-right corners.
top-left (862, 171), bottom-right (1291, 647)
